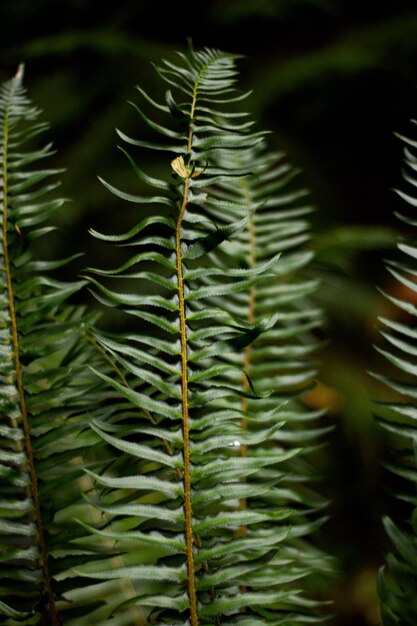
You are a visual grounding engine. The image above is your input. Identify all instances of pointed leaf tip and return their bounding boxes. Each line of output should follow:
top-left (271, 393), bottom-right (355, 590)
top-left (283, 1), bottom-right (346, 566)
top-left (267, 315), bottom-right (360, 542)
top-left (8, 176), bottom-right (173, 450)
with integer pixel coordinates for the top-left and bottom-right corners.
top-left (15, 63), bottom-right (25, 82)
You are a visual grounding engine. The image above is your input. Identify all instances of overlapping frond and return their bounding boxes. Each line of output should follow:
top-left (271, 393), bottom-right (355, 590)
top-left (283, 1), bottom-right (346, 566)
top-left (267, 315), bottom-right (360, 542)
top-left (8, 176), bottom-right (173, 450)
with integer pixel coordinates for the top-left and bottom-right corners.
top-left (0, 67), bottom-right (114, 625)
top-left (203, 142), bottom-right (333, 615)
top-left (83, 44), bottom-right (329, 625)
top-left (374, 121), bottom-right (417, 624)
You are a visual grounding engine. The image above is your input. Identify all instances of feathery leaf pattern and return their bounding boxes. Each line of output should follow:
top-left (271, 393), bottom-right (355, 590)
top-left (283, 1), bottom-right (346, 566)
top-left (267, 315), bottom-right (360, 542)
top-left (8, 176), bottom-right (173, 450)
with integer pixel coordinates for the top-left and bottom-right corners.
top-left (374, 120), bottom-right (417, 624)
top-left (0, 67), bottom-right (113, 625)
top-left (85, 44), bottom-right (330, 625)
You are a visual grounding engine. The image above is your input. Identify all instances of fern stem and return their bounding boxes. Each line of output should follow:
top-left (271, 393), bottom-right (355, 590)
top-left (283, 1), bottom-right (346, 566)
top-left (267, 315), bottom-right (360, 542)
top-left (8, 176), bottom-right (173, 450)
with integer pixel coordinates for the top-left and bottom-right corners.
top-left (174, 56), bottom-right (224, 626)
top-left (238, 180), bottom-right (257, 536)
top-left (176, 175), bottom-right (199, 625)
top-left (1, 69), bottom-right (61, 625)
top-left (178, 75), bottom-right (199, 626)
top-left (178, 52), bottom-right (232, 626)
top-left (241, 217), bottom-right (257, 447)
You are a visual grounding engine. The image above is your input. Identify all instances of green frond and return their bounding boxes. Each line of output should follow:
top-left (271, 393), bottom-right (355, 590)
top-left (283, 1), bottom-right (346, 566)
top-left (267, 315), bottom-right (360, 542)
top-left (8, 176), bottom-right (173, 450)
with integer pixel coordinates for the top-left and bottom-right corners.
top-left (84, 45), bottom-right (331, 625)
top-left (0, 68), bottom-right (124, 625)
top-left (202, 141), bottom-right (332, 611)
top-left (374, 121), bottom-right (417, 624)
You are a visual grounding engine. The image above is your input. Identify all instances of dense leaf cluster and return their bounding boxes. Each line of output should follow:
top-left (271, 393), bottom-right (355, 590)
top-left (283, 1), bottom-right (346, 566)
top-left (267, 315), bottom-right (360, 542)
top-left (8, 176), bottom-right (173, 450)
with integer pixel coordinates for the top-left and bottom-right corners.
top-left (375, 125), bottom-right (417, 625)
top-left (0, 68), bottom-right (113, 624)
top-left (0, 42), bottom-right (353, 626)
top-left (0, 36), bottom-right (415, 626)
top-left (81, 44), bottom-right (329, 624)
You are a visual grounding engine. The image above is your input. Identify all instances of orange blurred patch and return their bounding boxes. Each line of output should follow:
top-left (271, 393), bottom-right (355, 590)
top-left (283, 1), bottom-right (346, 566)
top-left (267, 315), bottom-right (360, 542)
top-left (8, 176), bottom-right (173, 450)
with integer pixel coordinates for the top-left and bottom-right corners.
top-left (302, 380), bottom-right (342, 414)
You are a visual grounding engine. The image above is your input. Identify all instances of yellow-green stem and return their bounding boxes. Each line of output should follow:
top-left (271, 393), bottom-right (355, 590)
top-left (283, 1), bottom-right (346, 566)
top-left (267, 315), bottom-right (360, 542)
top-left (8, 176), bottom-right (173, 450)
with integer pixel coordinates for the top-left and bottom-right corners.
top-left (175, 71), bottom-right (202, 626)
top-left (177, 53), bottom-right (229, 625)
top-left (176, 176), bottom-right (199, 625)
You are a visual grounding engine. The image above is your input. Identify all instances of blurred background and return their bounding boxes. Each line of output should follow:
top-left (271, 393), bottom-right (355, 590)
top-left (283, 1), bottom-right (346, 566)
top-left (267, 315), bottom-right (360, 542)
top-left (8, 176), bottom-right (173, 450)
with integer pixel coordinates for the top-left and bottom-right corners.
top-left (3, 1), bottom-right (417, 623)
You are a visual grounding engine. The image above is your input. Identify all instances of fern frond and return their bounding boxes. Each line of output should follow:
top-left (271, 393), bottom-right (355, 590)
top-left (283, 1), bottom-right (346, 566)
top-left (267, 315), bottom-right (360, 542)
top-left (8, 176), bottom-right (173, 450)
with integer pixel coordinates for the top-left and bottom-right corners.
top-left (374, 121), bottom-right (417, 624)
top-left (83, 45), bottom-right (330, 625)
top-left (202, 141), bottom-right (333, 615)
top-left (0, 67), bottom-right (114, 625)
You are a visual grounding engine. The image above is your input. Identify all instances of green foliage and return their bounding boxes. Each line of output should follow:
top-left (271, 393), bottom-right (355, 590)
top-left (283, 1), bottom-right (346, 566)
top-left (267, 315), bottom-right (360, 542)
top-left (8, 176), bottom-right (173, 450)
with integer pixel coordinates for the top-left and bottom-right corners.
top-left (3, 5), bottom-right (417, 622)
top-left (0, 66), bottom-right (112, 625)
top-left (374, 123), bottom-right (417, 624)
top-left (79, 43), bottom-right (330, 625)
top-left (207, 141), bottom-right (333, 579)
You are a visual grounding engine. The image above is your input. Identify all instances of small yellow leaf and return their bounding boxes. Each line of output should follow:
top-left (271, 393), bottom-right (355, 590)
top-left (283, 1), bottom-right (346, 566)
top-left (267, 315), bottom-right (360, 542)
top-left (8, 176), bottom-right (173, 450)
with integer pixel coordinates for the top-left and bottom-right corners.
top-left (171, 156), bottom-right (191, 179)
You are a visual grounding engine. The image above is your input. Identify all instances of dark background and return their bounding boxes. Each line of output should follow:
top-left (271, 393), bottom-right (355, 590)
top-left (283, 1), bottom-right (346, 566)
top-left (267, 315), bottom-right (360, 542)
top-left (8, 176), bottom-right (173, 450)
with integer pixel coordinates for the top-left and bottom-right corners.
top-left (3, 1), bottom-right (417, 624)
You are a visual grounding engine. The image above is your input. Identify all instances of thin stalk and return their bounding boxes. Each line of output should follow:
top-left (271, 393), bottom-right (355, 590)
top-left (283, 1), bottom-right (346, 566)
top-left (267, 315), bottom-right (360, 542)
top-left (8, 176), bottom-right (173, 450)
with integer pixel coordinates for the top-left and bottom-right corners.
top-left (176, 175), bottom-right (199, 625)
top-left (238, 180), bottom-right (257, 538)
top-left (175, 70), bottom-right (200, 626)
top-left (1, 67), bottom-right (61, 625)
top-left (177, 53), bottom-right (231, 625)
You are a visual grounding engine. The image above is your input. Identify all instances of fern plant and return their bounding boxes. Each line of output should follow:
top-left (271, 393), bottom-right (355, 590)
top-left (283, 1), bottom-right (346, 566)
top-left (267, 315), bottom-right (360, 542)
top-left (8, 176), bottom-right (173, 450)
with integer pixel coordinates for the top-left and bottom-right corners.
top-left (0, 66), bottom-right (116, 625)
top-left (207, 142), bottom-right (332, 587)
top-left (374, 121), bottom-right (417, 624)
top-left (78, 43), bottom-right (329, 624)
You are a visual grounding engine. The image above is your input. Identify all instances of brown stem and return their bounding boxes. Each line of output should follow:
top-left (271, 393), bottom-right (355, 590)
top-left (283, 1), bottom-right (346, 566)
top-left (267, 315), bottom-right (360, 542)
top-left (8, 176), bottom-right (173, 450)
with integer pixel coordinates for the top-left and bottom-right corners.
top-left (175, 52), bottom-right (230, 625)
top-left (174, 56), bottom-right (219, 626)
top-left (176, 175), bottom-right (199, 626)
